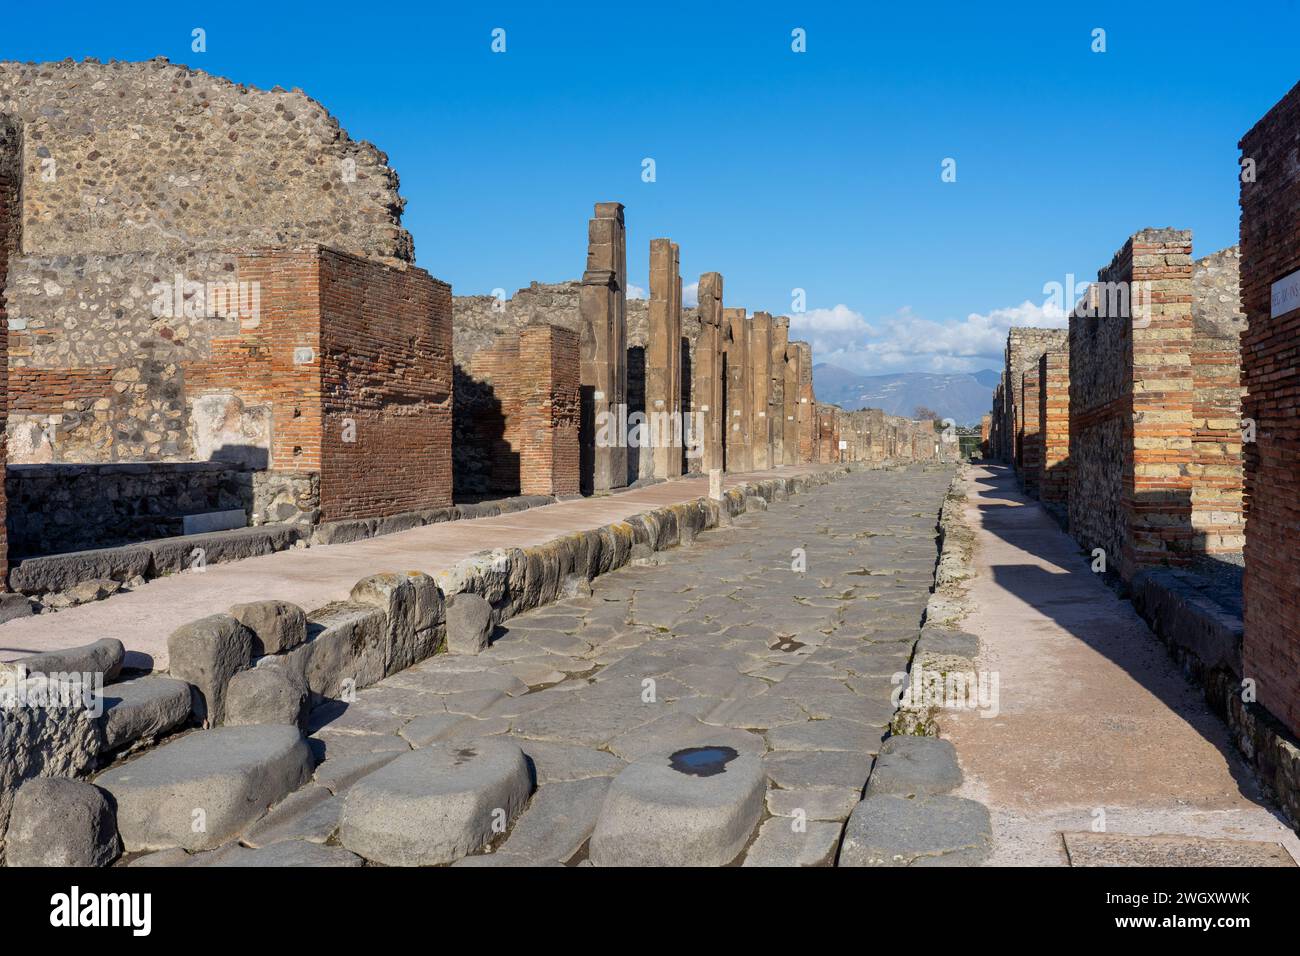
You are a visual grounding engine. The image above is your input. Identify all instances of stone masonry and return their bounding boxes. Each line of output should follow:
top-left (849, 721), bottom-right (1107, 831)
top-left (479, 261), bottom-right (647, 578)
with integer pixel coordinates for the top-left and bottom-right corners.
top-left (647, 239), bottom-right (683, 480)
top-left (579, 203), bottom-right (628, 495)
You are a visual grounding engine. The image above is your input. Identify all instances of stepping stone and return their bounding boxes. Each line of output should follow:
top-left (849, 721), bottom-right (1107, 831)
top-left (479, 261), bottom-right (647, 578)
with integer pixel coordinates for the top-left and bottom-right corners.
top-left (98, 676), bottom-right (192, 751)
top-left (864, 735), bottom-right (961, 798)
top-left (339, 738), bottom-right (532, 866)
top-left (399, 712), bottom-right (468, 747)
top-left (838, 793), bottom-right (991, 867)
top-left (96, 725), bottom-right (314, 851)
top-left (4, 778), bottom-right (120, 867)
top-left (764, 750), bottom-right (872, 791)
top-left (741, 817), bottom-right (842, 867)
top-left (589, 745), bottom-right (765, 867)
top-left (766, 717), bottom-right (879, 753)
top-left (2, 638), bottom-right (125, 683)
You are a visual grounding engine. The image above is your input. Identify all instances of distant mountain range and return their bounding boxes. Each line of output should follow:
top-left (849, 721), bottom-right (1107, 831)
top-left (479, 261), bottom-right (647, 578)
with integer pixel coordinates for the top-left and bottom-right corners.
top-left (812, 365), bottom-right (997, 426)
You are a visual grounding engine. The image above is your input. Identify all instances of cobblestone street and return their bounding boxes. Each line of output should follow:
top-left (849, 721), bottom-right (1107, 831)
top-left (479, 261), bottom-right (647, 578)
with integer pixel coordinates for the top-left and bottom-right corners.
top-left (146, 464), bottom-right (955, 867)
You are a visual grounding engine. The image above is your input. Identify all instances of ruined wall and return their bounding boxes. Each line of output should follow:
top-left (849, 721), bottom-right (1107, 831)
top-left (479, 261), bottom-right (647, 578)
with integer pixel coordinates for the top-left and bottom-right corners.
top-left (1038, 350), bottom-right (1070, 506)
top-left (0, 59), bottom-right (410, 264)
top-left (467, 336), bottom-right (521, 494)
top-left (0, 117), bottom-right (15, 576)
top-left (1005, 328), bottom-right (1066, 473)
top-left (1239, 85), bottom-right (1300, 737)
top-left (1069, 229), bottom-right (1195, 578)
top-left (1190, 246), bottom-right (1246, 553)
top-left (1019, 367), bottom-right (1043, 496)
top-left (0, 58), bottom-right (420, 502)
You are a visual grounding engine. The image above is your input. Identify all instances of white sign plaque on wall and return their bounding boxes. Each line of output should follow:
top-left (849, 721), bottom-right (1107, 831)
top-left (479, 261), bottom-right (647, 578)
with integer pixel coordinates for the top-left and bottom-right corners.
top-left (1271, 268), bottom-right (1300, 318)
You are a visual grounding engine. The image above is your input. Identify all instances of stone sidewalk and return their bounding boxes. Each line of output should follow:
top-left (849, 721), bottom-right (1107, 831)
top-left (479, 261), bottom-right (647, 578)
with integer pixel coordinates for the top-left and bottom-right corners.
top-left (943, 465), bottom-right (1300, 866)
top-left (119, 464), bottom-right (955, 866)
top-left (0, 466), bottom-right (838, 672)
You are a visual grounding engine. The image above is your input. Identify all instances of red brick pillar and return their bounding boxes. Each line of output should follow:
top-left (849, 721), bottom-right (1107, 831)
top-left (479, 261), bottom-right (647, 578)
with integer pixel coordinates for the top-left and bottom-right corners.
top-left (1239, 87), bottom-right (1300, 736)
top-left (518, 323), bottom-right (580, 496)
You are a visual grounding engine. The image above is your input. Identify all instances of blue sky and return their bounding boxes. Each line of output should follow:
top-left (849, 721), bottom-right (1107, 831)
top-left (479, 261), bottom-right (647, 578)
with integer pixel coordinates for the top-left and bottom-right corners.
top-left (6, 1), bottom-right (1298, 375)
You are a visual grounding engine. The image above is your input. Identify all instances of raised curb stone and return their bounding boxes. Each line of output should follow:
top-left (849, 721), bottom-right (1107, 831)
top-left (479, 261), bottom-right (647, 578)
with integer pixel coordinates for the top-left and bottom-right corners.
top-left (167, 614), bottom-right (253, 725)
top-left (228, 600), bottom-right (308, 656)
top-left (224, 662), bottom-right (310, 729)
top-left (864, 735), bottom-right (962, 799)
top-left (445, 592), bottom-right (493, 655)
top-left (98, 676), bottom-right (192, 751)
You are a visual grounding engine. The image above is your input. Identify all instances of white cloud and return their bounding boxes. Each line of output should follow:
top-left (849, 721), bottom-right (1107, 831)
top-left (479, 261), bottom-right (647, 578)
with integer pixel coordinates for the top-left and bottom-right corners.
top-left (789, 299), bottom-right (1066, 376)
top-left (682, 281), bottom-right (699, 309)
top-left (626, 283), bottom-right (647, 300)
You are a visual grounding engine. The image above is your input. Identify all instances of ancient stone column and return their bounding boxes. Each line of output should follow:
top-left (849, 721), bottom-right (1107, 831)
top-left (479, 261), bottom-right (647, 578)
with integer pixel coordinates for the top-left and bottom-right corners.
top-left (770, 317), bottom-right (789, 468)
top-left (647, 238), bottom-right (682, 479)
top-left (692, 272), bottom-right (725, 475)
top-left (749, 312), bottom-right (773, 470)
top-left (782, 334), bottom-right (799, 465)
top-left (579, 202), bottom-right (628, 494)
top-left (794, 341), bottom-right (815, 463)
top-left (723, 307), bottom-right (751, 472)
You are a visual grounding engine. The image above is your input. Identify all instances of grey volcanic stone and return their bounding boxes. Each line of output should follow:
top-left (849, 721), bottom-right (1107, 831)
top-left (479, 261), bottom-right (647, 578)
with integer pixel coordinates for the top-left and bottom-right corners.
top-left (496, 776), bottom-right (610, 863)
top-left (242, 785), bottom-right (340, 847)
top-left (224, 663), bottom-right (309, 729)
top-left (207, 840), bottom-right (363, 867)
top-left (838, 793), bottom-right (991, 867)
top-left (98, 676), bottom-right (192, 750)
top-left (744, 495), bottom-right (768, 512)
top-left (1, 675), bottom-right (104, 840)
top-left (4, 778), bottom-right (120, 867)
top-left (95, 725), bottom-right (314, 851)
top-left (446, 592), bottom-right (492, 655)
top-left (589, 747), bottom-right (766, 867)
top-left (9, 545), bottom-right (151, 594)
top-left (741, 817), bottom-right (841, 867)
top-left (281, 602), bottom-right (386, 702)
top-left (339, 738), bottom-right (531, 865)
top-left (350, 571), bottom-right (443, 675)
top-left (228, 600), bottom-right (308, 656)
top-left (0, 592), bottom-right (34, 623)
top-left (865, 735), bottom-right (962, 798)
top-left (1, 638), bottom-right (124, 682)
top-left (167, 614), bottom-right (253, 725)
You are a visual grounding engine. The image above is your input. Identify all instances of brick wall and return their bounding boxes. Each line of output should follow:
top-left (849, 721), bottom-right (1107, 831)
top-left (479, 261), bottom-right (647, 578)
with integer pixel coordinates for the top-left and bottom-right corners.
top-left (1239, 83), bottom-right (1300, 736)
top-left (1038, 349), bottom-right (1070, 505)
top-left (235, 247), bottom-right (452, 523)
top-left (1069, 229), bottom-right (1195, 579)
top-left (0, 118), bottom-right (16, 579)
top-left (1020, 366), bottom-right (1043, 497)
top-left (1190, 247), bottom-right (1246, 554)
top-left (467, 336), bottom-right (521, 494)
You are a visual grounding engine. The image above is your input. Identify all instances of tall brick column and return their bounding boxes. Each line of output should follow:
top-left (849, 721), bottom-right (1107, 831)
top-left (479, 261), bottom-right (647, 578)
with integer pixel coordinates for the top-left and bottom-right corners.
top-left (693, 272), bottom-right (725, 474)
top-left (1038, 349), bottom-right (1070, 505)
top-left (770, 317), bottom-right (789, 467)
top-left (518, 323), bottom-right (581, 496)
top-left (647, 238), bottom-right (682, 480)
top-left (579, 202), bottom-right (628, 493)
top-left (1239, 85), bottom-right (1300, 737)
top-left (749, 312), bottom-right (773, 470)
top-left (723, 306), bottom-right (752, 472)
